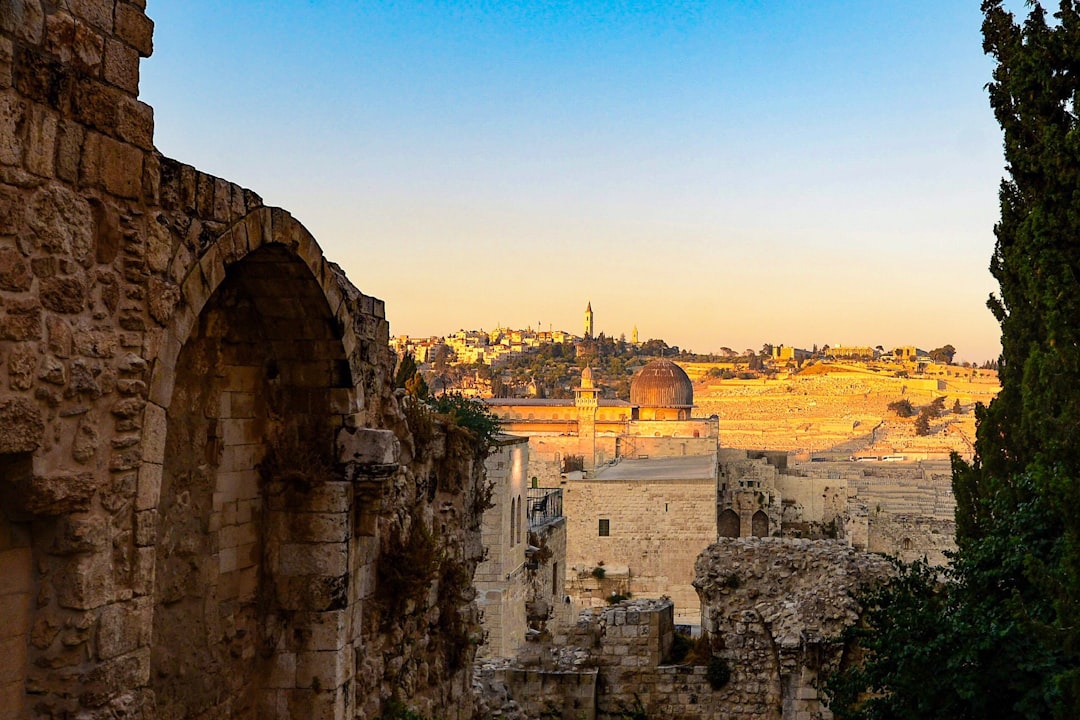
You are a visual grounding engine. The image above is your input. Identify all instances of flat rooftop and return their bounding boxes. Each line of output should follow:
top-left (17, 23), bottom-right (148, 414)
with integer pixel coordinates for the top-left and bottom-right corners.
top-left (590, 453), bottom-right (717, 482)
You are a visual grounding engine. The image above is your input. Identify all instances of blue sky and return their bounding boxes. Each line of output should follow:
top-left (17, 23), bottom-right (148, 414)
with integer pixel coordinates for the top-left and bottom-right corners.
top-left (141, 1), bottom-right (1008, 363)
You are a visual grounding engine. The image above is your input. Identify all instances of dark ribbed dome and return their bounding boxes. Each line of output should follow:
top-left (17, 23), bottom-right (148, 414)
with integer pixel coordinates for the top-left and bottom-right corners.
top-left (630, 359), bottom-right (693, 408)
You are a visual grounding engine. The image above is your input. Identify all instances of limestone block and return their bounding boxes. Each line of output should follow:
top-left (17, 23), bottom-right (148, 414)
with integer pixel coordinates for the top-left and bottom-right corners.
top-left (296, 649), bottom-right (350, 690)
top-left (139, 400), bottom-right (166, 462)
top-left (69, 0), bottom-right (113, 33)
top-left (115, 2), bottom-right (154, 57)
top-left (0, 89), bottom-right (24, 167)
top-left (116, 96), bottom-right (153, 151)
top-left (26, 184), bottom-right (93, 264)
top-left (279, 542), bottom-right (347, 577)
top-left (56, 550), bottom-right (114, 609)
top-left (96, 600), bottom-right (149, 660)
top-left (7, 343), bottom-right (36, 390)
top-left (0, 396), bottom-right (43, 452)
top-left (100, 135), bottom-right (142, 199)
top-left (288, 512), bottom-right (349, 544)
top-left (336, 426), bottom-right (400, 480)
top-left (267, 652), bottom-right (297, 689)
top-left (134, 460), bottom-right (160, 512)
top-left (18, 471), bottom-right (96, 516)
top-left (24, 103), bottom-right (57, 177)
top-left (0, 36), bottom-right (11, 89)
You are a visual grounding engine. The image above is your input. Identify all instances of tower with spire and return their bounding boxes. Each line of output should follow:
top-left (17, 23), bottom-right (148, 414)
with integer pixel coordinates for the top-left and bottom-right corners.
top-left (584, 301), bottom-right (594, 339)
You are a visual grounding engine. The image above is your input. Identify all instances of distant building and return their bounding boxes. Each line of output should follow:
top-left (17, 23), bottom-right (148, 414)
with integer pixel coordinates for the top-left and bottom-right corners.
top-left (476, 436), bottom-right (568, 657)
top-left (584, 301), bottom-right (594, 339)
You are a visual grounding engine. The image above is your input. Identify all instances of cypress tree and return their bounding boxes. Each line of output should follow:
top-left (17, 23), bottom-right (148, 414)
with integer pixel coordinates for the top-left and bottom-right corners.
top-left (828, 3), bottom-right (1080, 717)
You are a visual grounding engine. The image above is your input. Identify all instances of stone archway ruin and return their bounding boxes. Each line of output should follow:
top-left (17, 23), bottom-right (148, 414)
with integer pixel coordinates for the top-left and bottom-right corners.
top-left (0, 4), bottom-right (486, 718)
top-left (149, 236), bottom-right (357, 719)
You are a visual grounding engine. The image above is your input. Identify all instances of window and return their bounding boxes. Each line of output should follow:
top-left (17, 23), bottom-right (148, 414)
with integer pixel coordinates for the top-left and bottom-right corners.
top-left (510, 498), bottom-right (516, 547)
top-left (552, 561), bottom-right (559, 595)
top-left (598, 518), bottom-right (610, 537)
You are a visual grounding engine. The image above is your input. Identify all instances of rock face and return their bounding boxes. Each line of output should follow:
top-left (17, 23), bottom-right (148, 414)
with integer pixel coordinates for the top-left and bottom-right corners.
top-left (0, 4), bottom-right (485, 719)
top-left (694, 539), bottom-right (895, 719)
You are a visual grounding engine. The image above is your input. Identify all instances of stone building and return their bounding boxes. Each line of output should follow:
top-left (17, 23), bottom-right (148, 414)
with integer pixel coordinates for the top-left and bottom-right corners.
top-left (485, 358), bottom-right (719, 477)
top-left (476, 435), bottom-right (570, 659)
top-left (0, 4), bottom-right (487, 719)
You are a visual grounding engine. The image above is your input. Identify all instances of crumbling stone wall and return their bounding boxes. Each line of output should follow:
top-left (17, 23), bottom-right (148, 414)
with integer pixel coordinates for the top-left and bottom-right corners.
top-left (0, 3), bottom-right (485, 718)
top-left (694, 539), bottom-right (894, 719)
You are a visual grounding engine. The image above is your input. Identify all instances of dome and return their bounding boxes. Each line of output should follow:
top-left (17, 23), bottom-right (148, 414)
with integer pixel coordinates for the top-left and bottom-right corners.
top-left (630, 359), bottom-right (693, 408)
top-left (580, 366), bottom-right (595, 388)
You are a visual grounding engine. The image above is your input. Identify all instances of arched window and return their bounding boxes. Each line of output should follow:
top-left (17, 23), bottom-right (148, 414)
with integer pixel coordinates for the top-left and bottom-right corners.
top-left (510, 497), bottom-right (516, 547)
top-left (718, 509), bottom-right (740, 538)
top-left (752, 510), bottom-right (769, 537)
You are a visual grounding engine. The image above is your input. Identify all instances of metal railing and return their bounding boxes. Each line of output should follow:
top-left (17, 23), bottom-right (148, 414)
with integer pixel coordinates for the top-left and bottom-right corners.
top-left (527, 487), bottom-right (563, 529)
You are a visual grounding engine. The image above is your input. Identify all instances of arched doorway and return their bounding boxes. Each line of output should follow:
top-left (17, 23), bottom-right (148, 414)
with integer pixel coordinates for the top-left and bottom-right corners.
top-left (151, 242), bottom-right (355, 719)
top-left (718, 509), bottom-right (740, 538)
top-left (751, 510), bottom-right (769, 537)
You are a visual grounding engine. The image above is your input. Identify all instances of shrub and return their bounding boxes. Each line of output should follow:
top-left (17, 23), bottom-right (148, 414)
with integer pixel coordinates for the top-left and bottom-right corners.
top-left (887, 399), bottom-right (915, 418)
top-left (707, 656), bottom-right (732, 690)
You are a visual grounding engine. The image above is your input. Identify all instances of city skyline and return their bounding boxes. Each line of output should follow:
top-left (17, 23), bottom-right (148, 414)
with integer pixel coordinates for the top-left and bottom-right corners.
top-left (141, 1), bottom-right (1009, 364)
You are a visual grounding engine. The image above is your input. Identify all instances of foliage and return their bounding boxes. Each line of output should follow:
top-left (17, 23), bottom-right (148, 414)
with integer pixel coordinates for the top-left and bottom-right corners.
top-left (394, 352), bottom-right (418, 389)
top-left (405, 372), bottom-right (429, 399)
top-left (928, 344), bottom-right (957, 364)
top-left (827, 3), bottom-right (1080, 717)
top-left (887, 399), bottom-right (914, 418)
top-left (666, 630), bottom-right (695, 664)
top-left (425, 393), bottom-right (500, 454)
top-left (606, 591), bottom-right (633, 604)
top-left (913, 407), bottom-right (932, 436)
top-left (952, 398), bottom-right (963, 414)
top-left (591, 566), bottom-right (606, 580)
top-left (706, 656), bottom-right (731, 690)
top-left (375, 515), bottom-right (439, 627)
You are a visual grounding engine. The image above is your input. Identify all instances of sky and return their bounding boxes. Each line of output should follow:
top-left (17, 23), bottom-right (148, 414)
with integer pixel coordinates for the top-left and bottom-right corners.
top-left (140, 1), bottom-right (1013, 364)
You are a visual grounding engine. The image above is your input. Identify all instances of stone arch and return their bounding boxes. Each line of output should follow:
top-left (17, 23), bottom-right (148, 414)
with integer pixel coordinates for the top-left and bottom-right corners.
top-left (145, 209), bottom-right (362, 719)
top-left (718, 509), bottom-right (740, 538)
top-left (751, 510), bottom-right (769, 537)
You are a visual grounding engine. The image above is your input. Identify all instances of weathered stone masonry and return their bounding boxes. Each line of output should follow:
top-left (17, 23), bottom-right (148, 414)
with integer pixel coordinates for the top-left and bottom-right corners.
top-left (0, 2), bottom-right (485, 719)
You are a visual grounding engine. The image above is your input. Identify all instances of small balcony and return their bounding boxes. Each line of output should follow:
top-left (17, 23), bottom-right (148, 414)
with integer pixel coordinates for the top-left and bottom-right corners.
top-left (527, 487), bottom-right (563, 529)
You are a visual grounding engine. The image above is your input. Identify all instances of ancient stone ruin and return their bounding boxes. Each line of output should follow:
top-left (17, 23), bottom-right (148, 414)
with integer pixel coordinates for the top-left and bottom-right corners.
top-left (476, 539), bottom-right (894, 720)
top-left (0, 3), bottom-right (489, 718)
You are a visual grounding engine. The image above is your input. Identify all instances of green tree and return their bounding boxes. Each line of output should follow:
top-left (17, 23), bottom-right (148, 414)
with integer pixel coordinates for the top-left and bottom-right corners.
top-left (394, 352), bottom-right (418, 389)
top-left (928, 344), bottom-right (957, 364)
top-left (887, 398), bottom-right (914, 418)
top-left (828, 3), bottom-right (1080, 718)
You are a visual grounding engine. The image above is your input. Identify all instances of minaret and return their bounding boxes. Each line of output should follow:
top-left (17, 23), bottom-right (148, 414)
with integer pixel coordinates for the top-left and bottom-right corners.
top-left (584, 301), bottom-right (594, 339)
top-left (575, 366), bottom-right (600, 468)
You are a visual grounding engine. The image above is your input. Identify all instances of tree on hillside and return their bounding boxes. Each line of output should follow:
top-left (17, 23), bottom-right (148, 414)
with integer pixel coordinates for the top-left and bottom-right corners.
top-left (827, 3), bottom-right (1080, 717)
top-left (394, 352), bottom-right (418, 390)
top-left (887, 399), bottom-right (914, 418)
top-left (913, 407), bottom-right (931, 437)
top-left (928, 344), bottom-right (956, 364)
top-left (953, 398), bottom-right (963, 415)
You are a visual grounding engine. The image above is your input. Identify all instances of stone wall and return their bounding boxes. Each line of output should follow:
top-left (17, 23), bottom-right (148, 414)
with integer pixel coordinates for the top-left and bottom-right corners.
top-left (694, 539), bottom-right (895, 720)
top-left (476, 436), bottom-right (530, 658)
top-left (563, 477), bottom-right (715, 623)
top-left (0, 3), bottom-right (486, 718)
